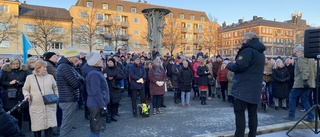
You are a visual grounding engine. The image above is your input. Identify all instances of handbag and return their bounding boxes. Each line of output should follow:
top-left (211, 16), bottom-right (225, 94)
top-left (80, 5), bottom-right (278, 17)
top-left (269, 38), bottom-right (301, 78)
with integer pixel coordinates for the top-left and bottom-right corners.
top-left (208, 78), bottom-right (216, 86)
top-left (7, 88), bottom-right (18, 99)
top-left (111, 80), bottom-right (121, 89)
top-left (35, 75), bottom-right (58, 105)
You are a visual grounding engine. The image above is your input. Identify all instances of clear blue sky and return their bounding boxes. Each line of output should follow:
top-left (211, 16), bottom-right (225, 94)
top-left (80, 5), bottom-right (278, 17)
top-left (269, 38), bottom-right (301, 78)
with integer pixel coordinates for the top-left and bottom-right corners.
top-left (24, 0), bottom-right (320, 27)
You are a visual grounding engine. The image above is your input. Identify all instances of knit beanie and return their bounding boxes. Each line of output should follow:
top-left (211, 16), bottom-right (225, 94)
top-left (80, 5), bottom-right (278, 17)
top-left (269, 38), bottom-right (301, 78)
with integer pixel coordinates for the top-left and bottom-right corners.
top-left (45, 52), bottom-right (56, 61)
top-left (108, 58), bottom-right (116, 66)
top-left (132, 55), bottom-right (140, 61)
top-left (64, 45), bottom-right (79, 58)
top-left (86, 52), bottom-right (101, 66)
top-left (293, 45), bottom-right (304, 53)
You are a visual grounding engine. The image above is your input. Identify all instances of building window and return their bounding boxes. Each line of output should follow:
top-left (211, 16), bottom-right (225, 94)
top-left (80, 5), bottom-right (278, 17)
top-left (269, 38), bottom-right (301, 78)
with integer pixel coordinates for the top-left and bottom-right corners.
top-left (51, 42), bottom-right (63, 50)
top-left (0, 22), bottom-right (9, 30)
top-left (198, 24), bottom-right (203, 30)
top-left (179, 13), bottom-right (184, 19)
top-left (134, 17), bottom-right (139, 24)
top-left (96, 13), bottom-right (104, 21)
top-left (186, 23), bottom-right (191, 30)
top-left (102, 3), bottom-right (108, 9)
top-left (134, 41), bottom-right (140, 48)
top-left (96, 39), bottom-right (103, 46)
top-left (115, 16), bottom-right (120, 22)
top-left (87, 2), bottom-right (93, 8)
top-left (131, 7), bottom-right (136, 13)
top-left (80, 25), bottom-right (87, 31)
top-left (0, 40), bottom-right (9, 48)
top-left (186, 34), bottom-right (192, 39)
top-left (24, 24), bottom-right (37, 32)
top-left (0, 5), bottom-right (9, 13)
top-left (190, 15), bottom-right (195, 20)
top-left (96, 26), bottom-right (104, 34)
top-left (200, 16), bottom-right (205, 21)
top-left (262, 28), bottom-right (265, 33)
top-left (169, 13), bottom-right (174, 18)
top-left (171, 22), bottom-right (176, 27)
top-left (134, 30), bottom-right (140, 36)
top-left (50, 26), bottom-right (63, 34)
top-left (117, 5), bottom-right (123, 11)
top-left (81, 11), bottom-right (87, 18)
top-left (235, 31), bottom-right (238, 36)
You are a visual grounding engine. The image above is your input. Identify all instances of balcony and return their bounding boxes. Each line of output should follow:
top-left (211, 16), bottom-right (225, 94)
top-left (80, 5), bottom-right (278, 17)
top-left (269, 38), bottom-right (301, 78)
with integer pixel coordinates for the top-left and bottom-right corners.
top-left (105, 20), bottom-right (113, 27)
top-left (181, 27), bottom-right (187, 33)
top-left (121, 22), bottom-right (130, 28)
top-left (101, 33), bottom-right (113, 40)
top-left (122, 35), bottom-right (130, 41)
top-left (181, 38), bottom-right (188, 44)
top-left (193, 29), bottom-right (200, 34)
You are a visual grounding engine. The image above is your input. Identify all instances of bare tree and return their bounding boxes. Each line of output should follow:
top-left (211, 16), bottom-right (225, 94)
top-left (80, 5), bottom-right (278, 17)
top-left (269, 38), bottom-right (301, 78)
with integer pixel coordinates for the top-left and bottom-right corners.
top-left (162, 17), bottom-right (181, 56)
top-left (199, 15), bottom-right (218, 57)
top-left (26, 10), bottom-right (70, 52)
top-left (74, 8), bottom-right (104, 52)
top-left (0, 13), bottom-right (18, 46)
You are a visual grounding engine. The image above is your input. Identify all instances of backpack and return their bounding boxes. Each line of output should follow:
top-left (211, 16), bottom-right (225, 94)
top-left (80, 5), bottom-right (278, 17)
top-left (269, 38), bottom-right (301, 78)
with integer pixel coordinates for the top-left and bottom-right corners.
top-left (139, 103), bottom-right (150, 117)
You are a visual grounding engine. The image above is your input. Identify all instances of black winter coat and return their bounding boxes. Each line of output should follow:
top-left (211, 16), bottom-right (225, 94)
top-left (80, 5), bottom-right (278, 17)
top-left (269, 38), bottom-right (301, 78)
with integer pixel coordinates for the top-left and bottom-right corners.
top-left (226, 38), bottom-right (266, 104)
top-left (285, 64), bottom-right (295, 89)
top-left (129, 63), bottom-right (146, 90)
top-left (171, 64), bottom-right (182, 88)
top-left (0, 64), bottom-right (30, 109)
top-left (56, 56), bottom-right (81, 103)
top-left (197, 65), bottom-right (209, 86)
top-left (178, 67), bottom-right (193, 92)
top-left (103, 66), bottom-right (124, 104)
top-left (0, 101), bottom-right (20, 136)
top-left (272, 67), bottom-right (290, 99)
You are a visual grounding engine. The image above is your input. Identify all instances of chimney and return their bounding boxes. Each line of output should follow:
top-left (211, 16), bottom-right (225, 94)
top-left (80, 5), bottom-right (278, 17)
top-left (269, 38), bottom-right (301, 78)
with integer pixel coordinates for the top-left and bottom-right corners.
top-left (23, 0), bottom-right (26, 4)
top-left (138, 0), bottom-right (141, 2)
top-left (238, 19), bottom-right (243, 24)
top-left (144, 0), bottom-right (147, 3)
top-left (253, 16), bottom-right (258, 20)
top-left (274, 18), bottom-right (276, 21)
top-left (222, 21), bottom-right (226, 28)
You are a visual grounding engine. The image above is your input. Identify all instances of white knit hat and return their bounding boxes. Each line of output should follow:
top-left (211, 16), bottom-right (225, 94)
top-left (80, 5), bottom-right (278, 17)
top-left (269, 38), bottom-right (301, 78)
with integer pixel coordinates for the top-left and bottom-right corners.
top-left (293, 45), bottom-right (304, 53)
top-left (86, 52), bottom-right (102, 66)
top-left (64, 45), bottom-right (79, 58)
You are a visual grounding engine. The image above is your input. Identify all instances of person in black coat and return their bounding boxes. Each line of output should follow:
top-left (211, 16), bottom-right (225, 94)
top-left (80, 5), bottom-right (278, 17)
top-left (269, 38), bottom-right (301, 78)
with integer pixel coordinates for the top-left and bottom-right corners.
top-left (226, 32), bottom-right (266, 137)
top-left (285, 57), bottom-right (295, 91)
top-left (272, 59), bottom-right (291, 110)
top-left (103, 58), bottom-right (124, 122)
top-left (178, 61), bottom-right (193, 107)
top-left (0, 58), bottom-right (30, 133)
top-left (0, 99), bottom-right (21, 137)
top-left (197, 58), bottom-right (210, 105)
top-left (172, 59), bottom-right (182, 104)
top-left (128, 55), bottom-right (147, 117)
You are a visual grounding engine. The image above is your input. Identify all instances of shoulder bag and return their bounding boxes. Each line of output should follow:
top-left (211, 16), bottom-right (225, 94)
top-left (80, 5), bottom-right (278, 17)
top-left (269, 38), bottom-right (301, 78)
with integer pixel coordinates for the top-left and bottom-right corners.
top-left (34, 75), bottom-right (58, 105)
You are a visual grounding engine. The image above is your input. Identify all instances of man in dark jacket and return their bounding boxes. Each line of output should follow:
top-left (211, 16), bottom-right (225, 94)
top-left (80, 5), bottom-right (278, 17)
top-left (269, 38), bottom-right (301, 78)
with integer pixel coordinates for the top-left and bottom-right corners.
top-left (129, 55), bottom-right (147, 117)
top-left (0, 99), bottom-right (21, 137)
top-left (226, 32), bottom-right (266, 137)
top-left (56, 46), bottom-right (82, 137)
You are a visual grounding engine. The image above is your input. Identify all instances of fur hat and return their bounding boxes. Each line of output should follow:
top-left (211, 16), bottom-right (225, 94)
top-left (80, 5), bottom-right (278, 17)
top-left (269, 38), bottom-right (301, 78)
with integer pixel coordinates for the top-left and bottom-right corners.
top-left (86, 52), bottom-right (101, 66)
top-left (64, 45), bottom-right (79, 58)
top-left (293, 45), bottom-right (304, 53)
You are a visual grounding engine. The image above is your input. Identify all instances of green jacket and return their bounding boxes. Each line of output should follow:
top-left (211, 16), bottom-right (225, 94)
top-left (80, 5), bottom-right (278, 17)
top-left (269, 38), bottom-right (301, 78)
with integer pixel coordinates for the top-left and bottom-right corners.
top-left (293, 55), bottom-right (315, 88)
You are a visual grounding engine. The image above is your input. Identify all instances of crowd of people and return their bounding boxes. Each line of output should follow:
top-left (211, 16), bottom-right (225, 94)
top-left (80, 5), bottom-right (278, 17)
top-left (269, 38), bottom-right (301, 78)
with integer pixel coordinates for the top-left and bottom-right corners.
top-left (0, 32), bottom-right (319, 137)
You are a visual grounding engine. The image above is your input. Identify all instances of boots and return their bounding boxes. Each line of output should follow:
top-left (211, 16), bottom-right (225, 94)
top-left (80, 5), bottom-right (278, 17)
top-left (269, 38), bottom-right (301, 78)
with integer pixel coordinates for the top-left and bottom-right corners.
top-left (200, 97), bottom-right (204, 105)
top-left (153, 108), bottom-right (157, 115)
top-left (133, 109), bottom-right (138, 117)
top-left (161, 95), bottom-right (166, 108)
top-left (44, 128), bottom-right (52, 137)
top-left (111, 107), bottom-right (118, 122)
top-left (174, 92), bottom-right (178, 104)
top-left (33, 131), bottom-right (41, 137)
top-left (203, 97), bottom-right (207, 105)
top-left (106, 112), bottom-right (111, 123)
top-left (114, 103), bottom-right (120, 116)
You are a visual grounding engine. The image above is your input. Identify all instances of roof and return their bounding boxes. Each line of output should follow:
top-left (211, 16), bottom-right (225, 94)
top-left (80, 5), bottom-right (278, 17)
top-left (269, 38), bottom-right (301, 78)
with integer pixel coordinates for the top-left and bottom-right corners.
top-left (219, 18), bottom-right (310, 32)
top-left (75, 0), bottom-right (209, 21)
top-left (19, 4), bottom-right (72, 22)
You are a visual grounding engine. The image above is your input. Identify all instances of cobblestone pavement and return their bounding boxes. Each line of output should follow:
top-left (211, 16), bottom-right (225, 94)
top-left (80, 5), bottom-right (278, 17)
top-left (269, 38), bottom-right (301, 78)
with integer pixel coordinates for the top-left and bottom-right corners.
top-left (22, 92), bottom-right (308, 137)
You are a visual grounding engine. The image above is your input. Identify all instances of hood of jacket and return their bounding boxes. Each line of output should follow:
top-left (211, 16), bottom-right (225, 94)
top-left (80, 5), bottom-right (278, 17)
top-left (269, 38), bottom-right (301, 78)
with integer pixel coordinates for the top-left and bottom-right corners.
top-left (57, 56), bottom-right (73, 67)
top-left (81, 63), bottom-right (101, 78)
top-left (1, 63), bottom-right (28, 72)
top-left (242, 38), bottom-right (266, 53)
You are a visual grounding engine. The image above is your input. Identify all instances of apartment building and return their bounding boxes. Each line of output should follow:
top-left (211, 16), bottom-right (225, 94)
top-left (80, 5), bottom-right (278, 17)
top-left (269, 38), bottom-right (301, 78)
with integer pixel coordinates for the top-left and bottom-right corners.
top-left (218, 11), bottom-right (309, 59)
top-left (0, 0), bottom-right (72, 57)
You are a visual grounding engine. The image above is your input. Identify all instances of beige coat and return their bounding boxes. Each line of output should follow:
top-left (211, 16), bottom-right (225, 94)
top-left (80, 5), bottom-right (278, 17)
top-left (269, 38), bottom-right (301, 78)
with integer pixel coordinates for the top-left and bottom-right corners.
top-left (22, 72), bottom-right (58, 131)
top-left (293, 55), bottom-right (316, 88)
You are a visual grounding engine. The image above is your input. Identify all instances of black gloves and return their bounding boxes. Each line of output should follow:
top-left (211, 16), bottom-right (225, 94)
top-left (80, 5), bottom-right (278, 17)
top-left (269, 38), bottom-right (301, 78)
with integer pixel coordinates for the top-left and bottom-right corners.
top-left (303, 80), bottom-right (310, 89)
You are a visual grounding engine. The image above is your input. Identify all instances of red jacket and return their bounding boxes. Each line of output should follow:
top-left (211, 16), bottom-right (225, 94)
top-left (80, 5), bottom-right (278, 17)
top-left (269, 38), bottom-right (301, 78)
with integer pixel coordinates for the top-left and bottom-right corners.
top-left (217, 68), bottom-right (229, 83)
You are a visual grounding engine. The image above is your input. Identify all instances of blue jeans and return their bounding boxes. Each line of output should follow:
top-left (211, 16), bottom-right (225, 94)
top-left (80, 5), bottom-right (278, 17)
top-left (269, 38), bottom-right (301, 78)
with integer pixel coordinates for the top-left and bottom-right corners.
top-left (288, 88), bottom-right (314, 119)
top-left (89, 132), bottom-right (100, 137)
top-left (181, 91), bottom-right (191, 104)
top-left (266, 82), bottom-right (273, 105)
